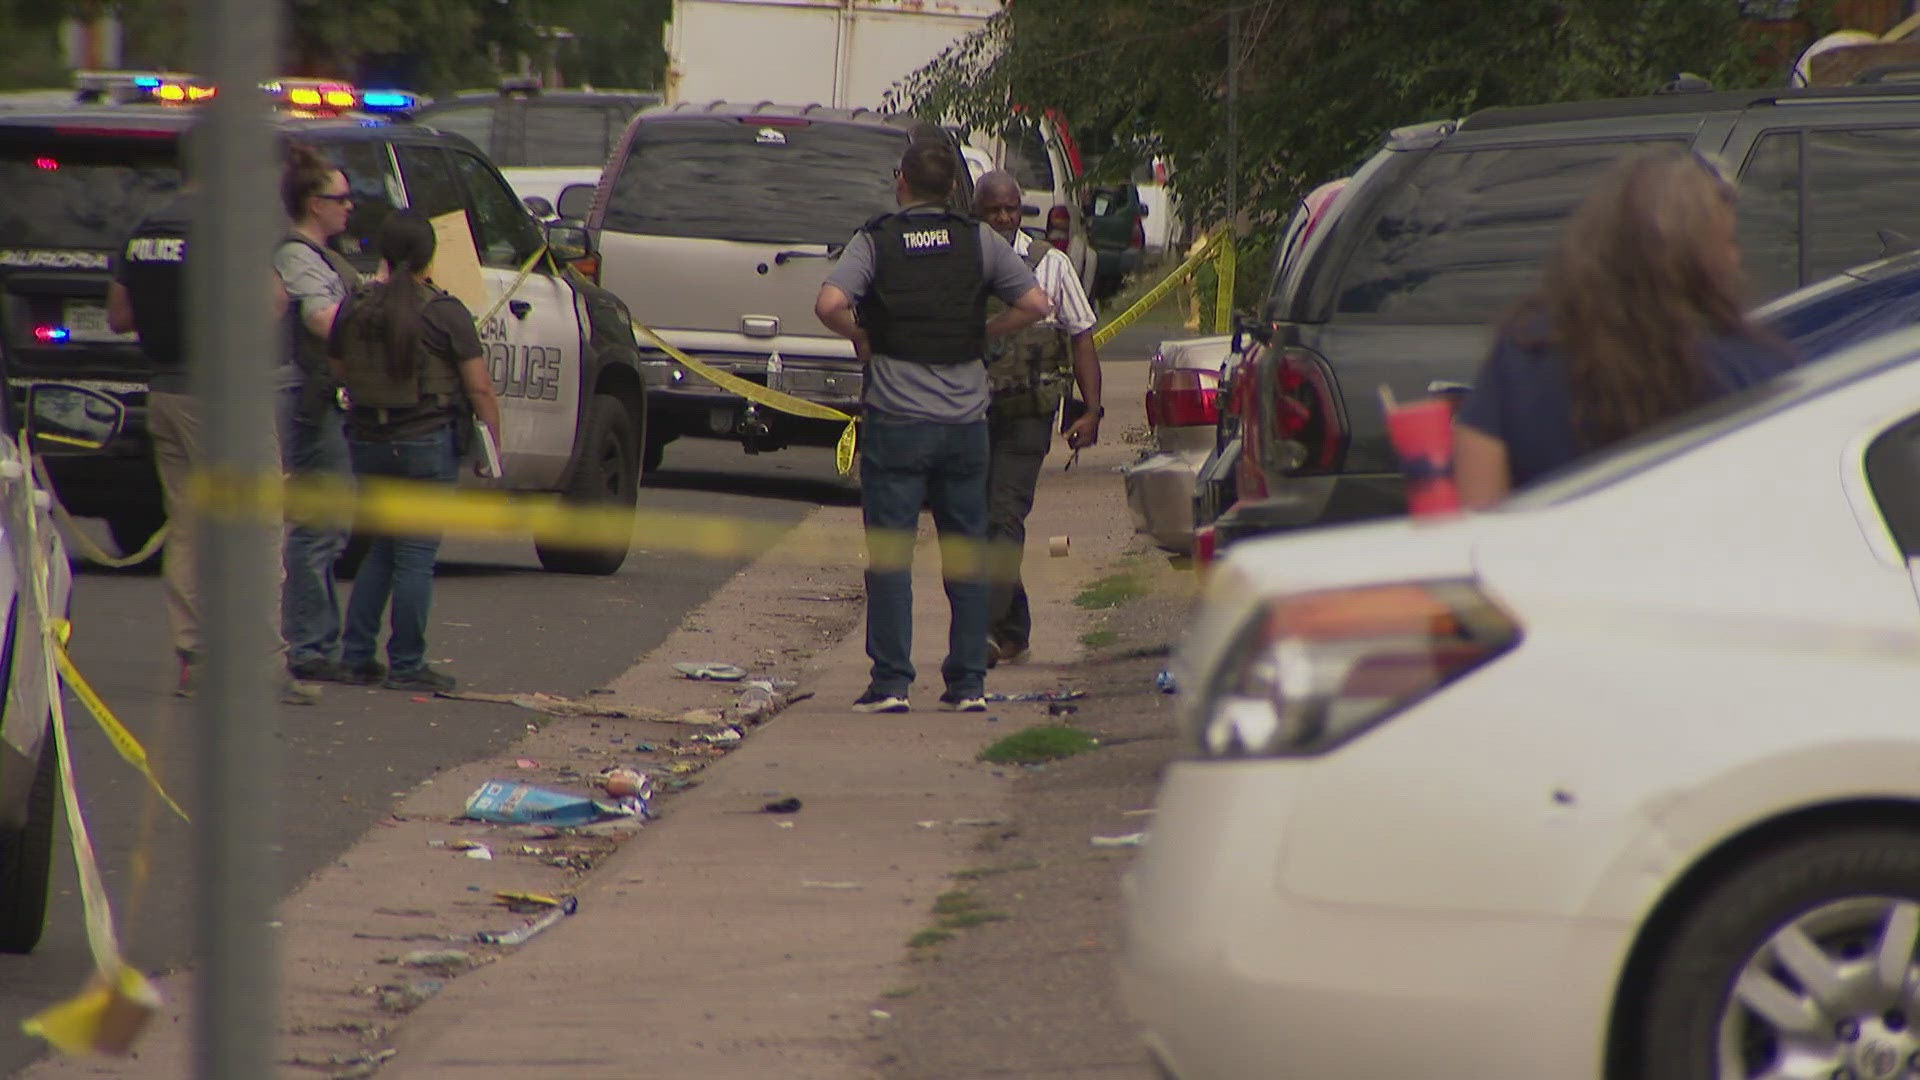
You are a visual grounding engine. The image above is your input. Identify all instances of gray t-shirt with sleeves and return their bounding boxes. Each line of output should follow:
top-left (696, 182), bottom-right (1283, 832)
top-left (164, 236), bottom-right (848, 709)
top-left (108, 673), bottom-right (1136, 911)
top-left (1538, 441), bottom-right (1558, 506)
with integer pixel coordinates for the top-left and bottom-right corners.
top-left (824, 207), bottom-right (1038, 424)
top-left (274, 239), bottom-right (350, 392)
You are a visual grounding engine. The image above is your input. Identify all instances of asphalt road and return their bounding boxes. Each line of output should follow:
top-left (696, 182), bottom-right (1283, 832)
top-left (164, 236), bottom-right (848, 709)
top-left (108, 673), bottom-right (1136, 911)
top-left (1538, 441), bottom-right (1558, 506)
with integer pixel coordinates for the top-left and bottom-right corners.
top-left (0, 436), bottom-right (855, 1075)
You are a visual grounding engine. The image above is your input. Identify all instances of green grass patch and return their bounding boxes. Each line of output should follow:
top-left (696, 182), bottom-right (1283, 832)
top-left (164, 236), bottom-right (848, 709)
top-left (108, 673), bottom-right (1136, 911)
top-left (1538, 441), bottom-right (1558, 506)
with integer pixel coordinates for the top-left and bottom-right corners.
top-left (939, 910), bottom-right (1010, 930)
top-left (1079, 628), bottom-right (1119, 649)
top-left (933, 890), bottom-right (981, 915)
top-left (908, 928), bottom-right (953, 949)
top-left (951, 859), bottom-right (1040, 881)
top-left (1074, 573), bottom-right (1149, 610)
top-left (881, 985), bottom-right (919, 999)
top-left (978, 725), bottom-right (1100, 765)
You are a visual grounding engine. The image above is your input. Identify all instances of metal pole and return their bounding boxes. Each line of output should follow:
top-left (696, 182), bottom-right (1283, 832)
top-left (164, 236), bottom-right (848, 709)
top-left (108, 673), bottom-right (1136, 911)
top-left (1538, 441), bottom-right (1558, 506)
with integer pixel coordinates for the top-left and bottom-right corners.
top-left (191, 0), bottom-right (280, 1076)
top-left (1226, 3), bottom-right (1240, 229)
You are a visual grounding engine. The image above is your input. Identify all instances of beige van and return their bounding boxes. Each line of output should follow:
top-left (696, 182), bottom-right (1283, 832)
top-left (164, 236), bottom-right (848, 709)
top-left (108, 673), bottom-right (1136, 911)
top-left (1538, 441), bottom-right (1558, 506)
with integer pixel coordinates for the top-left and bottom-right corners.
top-left (583, 101), bottom-right (975, 469)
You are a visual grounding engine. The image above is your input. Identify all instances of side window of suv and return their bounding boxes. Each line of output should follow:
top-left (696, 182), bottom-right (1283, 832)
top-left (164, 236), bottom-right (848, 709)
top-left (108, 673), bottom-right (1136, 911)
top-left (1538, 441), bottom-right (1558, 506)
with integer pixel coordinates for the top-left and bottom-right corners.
top-left (419, 104), bottom-right (496, 159)
top-left (1736, 130), bottom-right (1802, 302)
top-left (330, 140), bottom-right (400, 262)
top-left (1335, 138), bottom-right (1683, 319)
top-left (394, 143), bottom-right (467, 220)
top-left (1805, 126), bottom-right (1920, 282)
top-left (449, 150), bottom-right (544, 269)
top-left (525, 103), bottom-right (614, 167)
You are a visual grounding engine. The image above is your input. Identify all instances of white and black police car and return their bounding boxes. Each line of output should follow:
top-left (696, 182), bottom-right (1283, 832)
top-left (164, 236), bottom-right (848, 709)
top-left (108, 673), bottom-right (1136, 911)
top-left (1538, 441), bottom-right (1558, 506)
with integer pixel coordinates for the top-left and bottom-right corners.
top-left (2, 75), bottom-right (650, 574)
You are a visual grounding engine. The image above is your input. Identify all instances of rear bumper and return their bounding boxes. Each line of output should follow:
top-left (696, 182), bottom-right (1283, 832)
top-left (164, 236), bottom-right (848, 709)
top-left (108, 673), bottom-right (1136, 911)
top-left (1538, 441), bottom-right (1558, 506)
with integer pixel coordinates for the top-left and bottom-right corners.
top-left (637, 355), bottom-right (862, 414)
top-left (1123, 447), bottom-right (1209, 553)
top-left (1214, 473), bottom-right (1405, 549)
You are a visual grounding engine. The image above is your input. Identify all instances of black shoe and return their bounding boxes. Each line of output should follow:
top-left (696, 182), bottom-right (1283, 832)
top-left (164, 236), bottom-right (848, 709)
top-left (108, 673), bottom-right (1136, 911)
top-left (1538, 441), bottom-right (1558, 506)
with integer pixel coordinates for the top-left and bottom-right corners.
top-left (291, 658), bottom-right (379, 684)
top-left (384, 665), bottom-right (456, 693)
top-left (852, 690), bottom-right (910, 714)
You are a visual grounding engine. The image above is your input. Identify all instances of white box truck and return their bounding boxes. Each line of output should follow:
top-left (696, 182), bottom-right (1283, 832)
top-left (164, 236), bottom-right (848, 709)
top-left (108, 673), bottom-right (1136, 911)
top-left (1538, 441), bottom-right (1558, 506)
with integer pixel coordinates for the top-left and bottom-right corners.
top-left (666, 0), bottom-right (1002, 111)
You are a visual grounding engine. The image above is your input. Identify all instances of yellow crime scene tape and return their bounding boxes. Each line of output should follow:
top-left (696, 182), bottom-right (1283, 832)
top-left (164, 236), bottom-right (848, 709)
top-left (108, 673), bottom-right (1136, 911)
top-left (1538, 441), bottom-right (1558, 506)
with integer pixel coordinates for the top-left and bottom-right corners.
top-left (1092, 227), bottom-right (1237, 351)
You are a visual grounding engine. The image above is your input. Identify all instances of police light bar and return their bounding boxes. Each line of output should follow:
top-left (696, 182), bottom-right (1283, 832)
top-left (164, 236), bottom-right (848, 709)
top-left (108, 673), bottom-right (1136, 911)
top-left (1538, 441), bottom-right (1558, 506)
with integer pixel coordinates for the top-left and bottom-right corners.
top-left (263, 78), bottom-right (361, 114)
top-left (359, 90), bottom-right (418, 112)
top-left (74, 70), bottom-right (205, 105)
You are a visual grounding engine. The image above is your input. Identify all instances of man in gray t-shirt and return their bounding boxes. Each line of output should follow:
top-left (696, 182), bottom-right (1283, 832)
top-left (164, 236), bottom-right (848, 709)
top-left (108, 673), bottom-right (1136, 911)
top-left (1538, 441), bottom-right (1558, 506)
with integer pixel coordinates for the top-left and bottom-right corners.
top-left (816, 140), bottom-right (1049, 714)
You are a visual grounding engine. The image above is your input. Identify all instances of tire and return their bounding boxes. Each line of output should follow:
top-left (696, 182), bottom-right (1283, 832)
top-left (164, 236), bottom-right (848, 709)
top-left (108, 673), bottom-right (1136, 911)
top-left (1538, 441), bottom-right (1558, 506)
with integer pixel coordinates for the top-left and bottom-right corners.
top-left (106, 512), bottom-right (165, 566)
top-left (0, 720), bottom-right (59, 955)
top-left (536, 393), bottom-right (639, 575)
top-left (1632, 830), bottom-right (1920, 1079)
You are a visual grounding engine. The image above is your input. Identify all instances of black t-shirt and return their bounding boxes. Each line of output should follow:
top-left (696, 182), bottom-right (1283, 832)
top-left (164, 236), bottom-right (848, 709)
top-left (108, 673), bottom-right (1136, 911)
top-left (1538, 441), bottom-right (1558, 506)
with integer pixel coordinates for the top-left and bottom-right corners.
top-left (327, 286), bottom-right (484, 434)
top-left (112, 192), bottom-right (194, 392)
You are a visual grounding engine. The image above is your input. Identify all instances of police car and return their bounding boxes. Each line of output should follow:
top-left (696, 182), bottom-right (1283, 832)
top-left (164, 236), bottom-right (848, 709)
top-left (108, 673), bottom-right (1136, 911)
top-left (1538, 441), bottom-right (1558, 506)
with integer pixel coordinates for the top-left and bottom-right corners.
top-left (1, 74), bottom-right (651, 574)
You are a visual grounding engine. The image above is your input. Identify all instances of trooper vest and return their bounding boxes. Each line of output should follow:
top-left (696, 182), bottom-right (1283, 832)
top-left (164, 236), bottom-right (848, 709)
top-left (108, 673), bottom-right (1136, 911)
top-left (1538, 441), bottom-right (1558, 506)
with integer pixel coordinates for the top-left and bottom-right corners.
top-left (986, 241), bottom-right (1072, 418)
top-left (279, 231), bottom-right (362, 412)
top-left (334, 280), bottom-right (465, 412)
top-left (858, 209), bottom-right (987, 365)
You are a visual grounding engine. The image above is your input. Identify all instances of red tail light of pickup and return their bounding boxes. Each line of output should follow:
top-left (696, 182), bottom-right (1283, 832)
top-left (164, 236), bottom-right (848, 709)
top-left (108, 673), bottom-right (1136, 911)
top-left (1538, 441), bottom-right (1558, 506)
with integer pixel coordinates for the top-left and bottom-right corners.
top-left (1145, 369), bottom-right (1220, 429)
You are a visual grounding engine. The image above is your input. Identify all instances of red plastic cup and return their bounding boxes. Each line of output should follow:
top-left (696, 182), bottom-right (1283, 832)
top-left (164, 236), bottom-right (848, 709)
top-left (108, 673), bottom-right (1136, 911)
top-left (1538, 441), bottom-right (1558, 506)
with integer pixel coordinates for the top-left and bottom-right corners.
top-left (1384, 397), bottom-right (1460, 518)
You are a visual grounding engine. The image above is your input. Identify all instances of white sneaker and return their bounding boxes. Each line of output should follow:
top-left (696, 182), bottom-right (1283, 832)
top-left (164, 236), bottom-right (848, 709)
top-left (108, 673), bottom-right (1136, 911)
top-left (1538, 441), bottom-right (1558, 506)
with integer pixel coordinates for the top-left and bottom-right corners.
top-left (939, 694), bottom-right (987, 713)
top-left (852, 691), bottom-right (910, 714)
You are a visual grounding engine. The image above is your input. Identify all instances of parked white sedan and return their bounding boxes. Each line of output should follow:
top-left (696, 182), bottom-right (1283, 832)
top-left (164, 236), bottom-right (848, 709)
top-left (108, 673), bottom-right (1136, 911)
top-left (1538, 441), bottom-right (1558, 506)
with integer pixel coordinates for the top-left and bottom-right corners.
top-left (1121, 325), bottom-right (1920, 1078)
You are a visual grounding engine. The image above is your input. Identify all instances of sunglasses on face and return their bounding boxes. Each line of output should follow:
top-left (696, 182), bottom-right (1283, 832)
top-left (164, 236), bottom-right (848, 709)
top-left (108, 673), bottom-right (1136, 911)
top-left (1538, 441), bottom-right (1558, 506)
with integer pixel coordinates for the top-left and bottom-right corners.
top-left (313, 192), bottom-right (353, 203)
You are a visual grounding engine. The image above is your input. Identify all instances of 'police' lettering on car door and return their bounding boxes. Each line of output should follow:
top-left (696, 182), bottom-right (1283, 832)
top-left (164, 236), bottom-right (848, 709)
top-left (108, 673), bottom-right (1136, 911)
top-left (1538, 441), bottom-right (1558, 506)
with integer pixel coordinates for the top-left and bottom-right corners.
top-left (485, 341), bottom-right (562, 401)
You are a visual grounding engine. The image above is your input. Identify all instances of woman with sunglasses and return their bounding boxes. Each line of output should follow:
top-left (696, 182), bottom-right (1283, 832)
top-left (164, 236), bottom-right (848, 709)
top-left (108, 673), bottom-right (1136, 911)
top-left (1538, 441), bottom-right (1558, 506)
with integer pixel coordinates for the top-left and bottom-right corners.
top-left (1455, 149), bottom-right (1795, 508)
top-left (275, 143), bottom-right (362, 684)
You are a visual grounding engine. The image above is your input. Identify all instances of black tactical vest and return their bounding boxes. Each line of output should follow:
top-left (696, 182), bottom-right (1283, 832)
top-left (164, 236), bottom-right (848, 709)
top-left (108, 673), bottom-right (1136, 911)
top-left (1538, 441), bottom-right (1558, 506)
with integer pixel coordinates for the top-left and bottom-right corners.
top-left (986, 241), bottom-right (1072, 417)
top-left (858, 209), bottom-right (987, 365)
top-left (279, 231), bottom-right (362, 413)
top-left (334, 281), bottom-right (466, 414)
top-left (119, 198), bottom-right (193, 367)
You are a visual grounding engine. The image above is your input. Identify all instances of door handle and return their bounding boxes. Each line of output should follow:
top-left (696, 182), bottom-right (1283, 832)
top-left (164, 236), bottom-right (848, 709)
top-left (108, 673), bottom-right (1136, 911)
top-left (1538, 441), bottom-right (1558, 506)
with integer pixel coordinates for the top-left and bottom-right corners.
top-left (509, 300), bottom-right (532, 319)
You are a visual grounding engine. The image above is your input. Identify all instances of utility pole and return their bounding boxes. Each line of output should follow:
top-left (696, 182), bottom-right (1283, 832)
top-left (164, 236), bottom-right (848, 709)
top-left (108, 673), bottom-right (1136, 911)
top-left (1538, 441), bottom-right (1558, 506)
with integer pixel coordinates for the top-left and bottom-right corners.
top-left (192, 0), bottom-right (281, 1076)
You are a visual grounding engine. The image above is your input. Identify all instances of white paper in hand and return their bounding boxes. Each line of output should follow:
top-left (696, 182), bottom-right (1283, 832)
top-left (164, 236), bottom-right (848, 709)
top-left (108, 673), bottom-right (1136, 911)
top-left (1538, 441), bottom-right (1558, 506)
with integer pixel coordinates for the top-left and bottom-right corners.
top-left (474, 419), bottom-right (502, 478)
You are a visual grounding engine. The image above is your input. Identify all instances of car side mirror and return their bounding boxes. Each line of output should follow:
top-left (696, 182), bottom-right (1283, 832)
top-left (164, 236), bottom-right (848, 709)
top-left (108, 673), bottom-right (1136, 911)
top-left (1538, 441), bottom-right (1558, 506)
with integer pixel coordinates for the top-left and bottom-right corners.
top-left (521, 195), bottom-right (556, 219)
top-left (28, 383), bottom-right (125, 451)
top-left (1136, 203), bottom-right (1149, 218)
top-left (556, 183), bottom-right (595, 222)
top-left (545, 220), bottom-right (595, 264)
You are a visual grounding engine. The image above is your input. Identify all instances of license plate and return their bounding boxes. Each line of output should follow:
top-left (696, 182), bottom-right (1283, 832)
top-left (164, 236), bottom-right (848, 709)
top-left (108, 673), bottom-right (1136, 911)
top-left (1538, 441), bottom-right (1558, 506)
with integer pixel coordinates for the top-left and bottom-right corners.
top-left (63, 301), bottom-right (133, 343)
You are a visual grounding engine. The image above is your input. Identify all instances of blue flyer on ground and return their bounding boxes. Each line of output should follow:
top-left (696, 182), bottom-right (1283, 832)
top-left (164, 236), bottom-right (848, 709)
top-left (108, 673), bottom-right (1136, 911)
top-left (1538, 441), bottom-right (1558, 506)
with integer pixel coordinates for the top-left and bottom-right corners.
top-left (464, 780), bottom-right (628, 826)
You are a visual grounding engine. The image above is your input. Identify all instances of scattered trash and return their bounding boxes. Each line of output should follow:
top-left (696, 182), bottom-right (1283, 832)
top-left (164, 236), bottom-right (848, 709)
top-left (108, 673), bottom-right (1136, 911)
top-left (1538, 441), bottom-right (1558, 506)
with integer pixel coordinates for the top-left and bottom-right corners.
top-left (668, 707), bottom-right (728, 726)
top-left (735, 684), bottom-right (777, 718)
top-left (438, 689), bottom-right (654, 721)
top-left (463, 845), bottom-right (493, 861)
top-left (477, 895), bottom-right (579, 946)
top-left (397, 949), bottom-right (471, 969)
top-left (673, 662), bottom-right (748, 681)
top-left (870, 1009), bottom-right (893, 1020)
top-left (1122, 808), bottom-right (1156, 817)
top-left (916, 817), bottom-right (1009, 829)
top-left (692, 727), bottom-right (743, 746)
top-left (1155, 669), bottom-right (1178, 694)
top-left (762, 796), bottom-right (803, 814)
top-left (1091, 832), bottom-right (1150, 848)
top-left (494, 890), bottom-right (564, 909)
top-left (465, 780), bottom-right (640, 827)
top-left (600, 767), bottom-right (650, 801)
top-left (514, 758), bottom-right (540, 770)
top-left (1047, 535), bottom-right (1070, 557)
top-left (801, 880), bottom-right (863, 890)
top-left (1047, 702), bottom-right (1079, 716)
top-left (376, 980), bottom-right (443, 1014)
top-left (776, 821), bottom-right (795, 830)
top-left (984, 689), bottom-right (1086, 704)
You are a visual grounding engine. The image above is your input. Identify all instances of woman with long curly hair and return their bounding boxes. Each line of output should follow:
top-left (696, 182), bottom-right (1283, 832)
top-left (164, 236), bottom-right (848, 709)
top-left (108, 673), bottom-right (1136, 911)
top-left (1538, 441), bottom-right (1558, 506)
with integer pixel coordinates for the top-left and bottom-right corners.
top-left (1455, 149), bottom-right (1795, 507)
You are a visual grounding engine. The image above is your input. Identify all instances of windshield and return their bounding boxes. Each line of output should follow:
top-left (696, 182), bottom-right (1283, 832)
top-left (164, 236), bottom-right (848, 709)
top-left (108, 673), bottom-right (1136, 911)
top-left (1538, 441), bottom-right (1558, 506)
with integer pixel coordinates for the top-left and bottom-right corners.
top-left (0, 132), bottom-right (179, 251)
top-left (604, 118), bottom-right (903, 246)
top-left (1506, 335), bottom-right (1917, 510)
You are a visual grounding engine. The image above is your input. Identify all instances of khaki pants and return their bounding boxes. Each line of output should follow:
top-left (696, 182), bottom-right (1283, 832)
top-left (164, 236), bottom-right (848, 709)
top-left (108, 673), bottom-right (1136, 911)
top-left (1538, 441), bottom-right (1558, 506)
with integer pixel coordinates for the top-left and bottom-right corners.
top-left (148, 390), bottom-right (288, 667)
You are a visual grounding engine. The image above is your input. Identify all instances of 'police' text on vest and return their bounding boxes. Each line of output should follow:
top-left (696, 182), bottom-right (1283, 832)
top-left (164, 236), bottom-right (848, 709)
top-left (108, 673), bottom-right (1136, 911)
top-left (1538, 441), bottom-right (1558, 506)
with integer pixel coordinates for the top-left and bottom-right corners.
top-left (125, 237), bottom-right (186, 263)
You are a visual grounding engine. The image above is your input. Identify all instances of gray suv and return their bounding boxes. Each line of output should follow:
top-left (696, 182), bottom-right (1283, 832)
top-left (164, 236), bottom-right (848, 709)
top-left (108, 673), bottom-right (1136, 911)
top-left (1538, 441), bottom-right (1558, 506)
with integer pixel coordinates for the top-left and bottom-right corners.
top-left (583, 101), bottom-right (975, 470)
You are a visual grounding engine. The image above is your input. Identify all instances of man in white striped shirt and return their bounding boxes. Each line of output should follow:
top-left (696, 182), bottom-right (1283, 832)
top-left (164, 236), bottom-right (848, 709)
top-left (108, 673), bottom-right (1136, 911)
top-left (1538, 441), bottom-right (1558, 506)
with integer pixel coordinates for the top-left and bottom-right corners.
top-left (974, 170), bottom-right (1105, 665)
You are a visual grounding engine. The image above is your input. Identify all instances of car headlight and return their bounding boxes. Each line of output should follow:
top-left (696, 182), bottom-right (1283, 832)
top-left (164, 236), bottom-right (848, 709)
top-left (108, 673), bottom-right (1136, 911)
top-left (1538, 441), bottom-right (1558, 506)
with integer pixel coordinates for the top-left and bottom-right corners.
top-left (1191, 581), bottom-right (1518, 758)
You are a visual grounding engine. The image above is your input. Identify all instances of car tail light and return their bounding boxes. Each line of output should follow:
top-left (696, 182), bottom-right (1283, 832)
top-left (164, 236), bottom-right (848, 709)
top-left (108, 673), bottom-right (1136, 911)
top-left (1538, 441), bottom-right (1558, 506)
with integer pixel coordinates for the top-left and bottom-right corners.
top-left (1146, 369), bottom-right (1219, 428)
top-left (1046, 205), bottom-right (1071, 252)
top-left (1193, 581), bottom-right (1518, 758)
top-left (1193, 525), bottom-right (1218, 569)
top-left (1266, 346), bottom-right (1344, 475)
top-left (1130, 218), bottom-right (1145, 250)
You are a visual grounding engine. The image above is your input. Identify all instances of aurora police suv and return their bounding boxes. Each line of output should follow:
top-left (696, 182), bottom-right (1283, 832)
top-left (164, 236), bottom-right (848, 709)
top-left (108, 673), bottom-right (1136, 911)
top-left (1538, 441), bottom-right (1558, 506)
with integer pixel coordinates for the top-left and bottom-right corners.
top-left (0, 83), bottom-right (650, 574)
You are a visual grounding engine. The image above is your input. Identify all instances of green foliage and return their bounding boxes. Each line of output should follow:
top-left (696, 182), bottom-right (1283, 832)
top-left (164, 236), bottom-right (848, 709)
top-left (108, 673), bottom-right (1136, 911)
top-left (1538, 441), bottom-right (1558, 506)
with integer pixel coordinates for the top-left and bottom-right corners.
top-left (899, 0), bottom-right (1788, 265)
top-left (979, 725), bottom-right (1100, 765)
top-left (1073, 573), bottom-right (1148, 610)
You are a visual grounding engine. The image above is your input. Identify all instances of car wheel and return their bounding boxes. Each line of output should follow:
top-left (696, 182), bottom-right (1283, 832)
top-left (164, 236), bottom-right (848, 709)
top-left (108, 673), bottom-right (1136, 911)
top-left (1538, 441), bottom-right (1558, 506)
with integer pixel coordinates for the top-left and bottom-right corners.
top-left (0, 719), bottom-right (58, 955)
top-left (535, 393), bottom-right (638, 575)
top-left (1633, 831), bottom-right (1920, 1079)
top-left (106, 512), bottom-right (165, 566)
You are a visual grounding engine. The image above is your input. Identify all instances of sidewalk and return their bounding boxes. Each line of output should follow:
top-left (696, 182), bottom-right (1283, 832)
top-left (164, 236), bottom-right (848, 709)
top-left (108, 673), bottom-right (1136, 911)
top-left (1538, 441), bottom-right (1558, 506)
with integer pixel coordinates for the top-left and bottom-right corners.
top-left (19, 361), bottom-right (1159, 1079)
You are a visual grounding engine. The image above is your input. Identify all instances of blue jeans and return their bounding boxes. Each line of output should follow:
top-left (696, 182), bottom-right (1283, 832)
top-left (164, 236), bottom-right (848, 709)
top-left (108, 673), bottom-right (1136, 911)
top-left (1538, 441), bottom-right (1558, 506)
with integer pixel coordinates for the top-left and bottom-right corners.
top-left (860, 412), bottom-right (990, 699)
top-left (342, 425), bottom-right (458, 673)
top-left (279, 390), bottom-right (351, 668)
